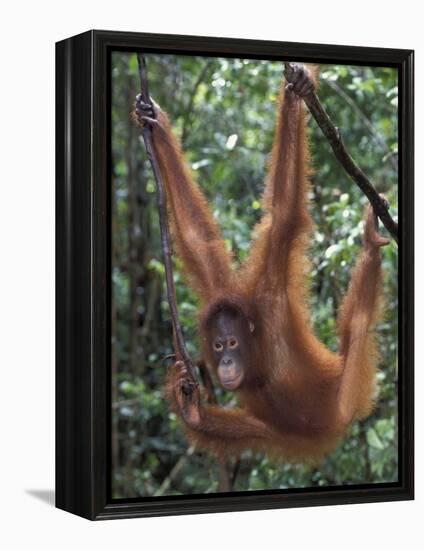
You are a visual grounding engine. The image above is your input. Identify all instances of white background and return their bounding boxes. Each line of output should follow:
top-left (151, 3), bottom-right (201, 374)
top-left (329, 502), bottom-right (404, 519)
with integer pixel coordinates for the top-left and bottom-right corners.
top-left (0, 1), bottom-right (421, 548)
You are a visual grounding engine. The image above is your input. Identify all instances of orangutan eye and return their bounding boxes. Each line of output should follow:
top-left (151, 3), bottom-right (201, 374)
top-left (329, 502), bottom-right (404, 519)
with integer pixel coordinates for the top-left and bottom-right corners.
top-left (214, 341), bottom-right (223, 352)
top-left (228, 338), bottom-right (238, 349)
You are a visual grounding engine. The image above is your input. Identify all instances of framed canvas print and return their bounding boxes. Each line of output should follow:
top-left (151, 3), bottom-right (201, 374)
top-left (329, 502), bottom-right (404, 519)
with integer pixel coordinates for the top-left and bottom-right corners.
top-left (55, 30), bottom-right (414, 520)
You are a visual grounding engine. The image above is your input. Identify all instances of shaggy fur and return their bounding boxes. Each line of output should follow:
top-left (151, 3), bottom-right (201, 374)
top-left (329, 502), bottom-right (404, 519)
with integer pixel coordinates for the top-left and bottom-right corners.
top-left (136, 65), bottom-right (388, 463)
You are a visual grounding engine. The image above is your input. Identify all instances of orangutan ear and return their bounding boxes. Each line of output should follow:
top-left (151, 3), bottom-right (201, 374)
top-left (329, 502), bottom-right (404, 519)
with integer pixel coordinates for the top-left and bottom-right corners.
top-left (249, 320), bottom-right (255, 333)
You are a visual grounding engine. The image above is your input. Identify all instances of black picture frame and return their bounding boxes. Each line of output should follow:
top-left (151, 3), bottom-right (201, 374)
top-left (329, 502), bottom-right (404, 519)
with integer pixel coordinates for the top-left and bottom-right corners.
top-left (55, 29), bottom-right (414, 521)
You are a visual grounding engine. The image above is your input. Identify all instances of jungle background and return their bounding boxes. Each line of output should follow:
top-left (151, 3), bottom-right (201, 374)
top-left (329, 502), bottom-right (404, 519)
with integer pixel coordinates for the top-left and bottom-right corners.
top-left (111, 52), bottom-right (398, 498)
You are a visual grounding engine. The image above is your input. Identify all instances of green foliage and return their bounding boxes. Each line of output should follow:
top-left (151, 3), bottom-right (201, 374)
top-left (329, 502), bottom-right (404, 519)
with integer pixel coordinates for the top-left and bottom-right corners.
top-left (111, 53), bottom-right (398, 498)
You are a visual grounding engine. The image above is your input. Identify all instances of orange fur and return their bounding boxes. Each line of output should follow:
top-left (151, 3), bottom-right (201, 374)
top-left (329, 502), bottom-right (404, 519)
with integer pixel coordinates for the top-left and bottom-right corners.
top-left (141, 65), bottom-right (386, 463)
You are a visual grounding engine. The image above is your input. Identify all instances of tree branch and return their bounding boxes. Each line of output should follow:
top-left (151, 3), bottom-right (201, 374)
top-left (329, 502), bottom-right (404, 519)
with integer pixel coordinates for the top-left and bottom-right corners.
top-left (284, 62), bottom-right (398, 244)
top-left (136, 53), bottom-right (198, 381)
top-left (154, 445), bottom-right (196, 497)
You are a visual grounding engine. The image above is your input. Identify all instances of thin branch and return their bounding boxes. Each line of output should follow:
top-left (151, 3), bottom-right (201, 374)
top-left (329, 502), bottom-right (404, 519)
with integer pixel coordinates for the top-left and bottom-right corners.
top-left (134, 59), bottom-right (231, 493)
top-left (136, 53), bottom-right (197, 381)
top-left (284, 62), bottom-right (398, 244)
top-left (154, 445), bottom-right (196, 497)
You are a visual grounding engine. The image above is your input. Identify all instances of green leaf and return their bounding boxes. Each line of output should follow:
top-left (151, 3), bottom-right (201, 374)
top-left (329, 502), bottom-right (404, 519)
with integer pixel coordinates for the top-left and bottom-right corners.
top-left (367, 427), bottom-right (384, 450)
